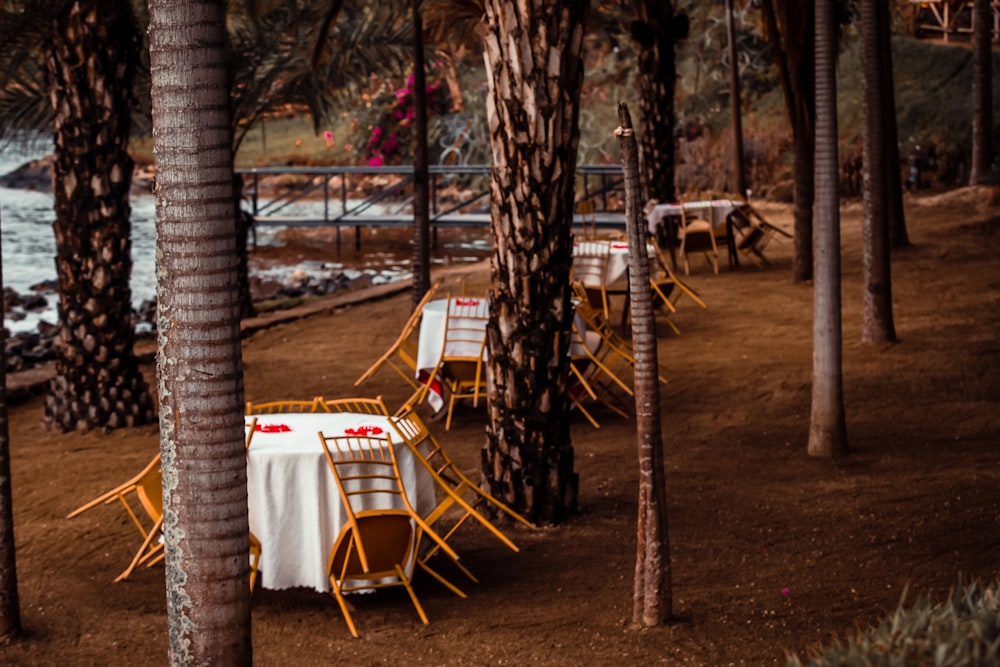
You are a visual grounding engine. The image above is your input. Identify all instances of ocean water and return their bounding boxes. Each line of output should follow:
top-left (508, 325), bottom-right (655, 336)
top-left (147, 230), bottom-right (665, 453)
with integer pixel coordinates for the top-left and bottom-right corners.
top-left (0, 134), bottom-right (490, 335)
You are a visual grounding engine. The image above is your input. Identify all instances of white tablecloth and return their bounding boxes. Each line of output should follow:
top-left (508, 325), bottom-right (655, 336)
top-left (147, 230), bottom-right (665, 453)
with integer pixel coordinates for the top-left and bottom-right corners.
top-left (573, 239), bottom-right (655, 286)
top-left (415, 297), bottom-right (596, 412)
top-left (245, 412), bottom-right (434, 592)
top-left (646, 200), bottom-right (737, 234)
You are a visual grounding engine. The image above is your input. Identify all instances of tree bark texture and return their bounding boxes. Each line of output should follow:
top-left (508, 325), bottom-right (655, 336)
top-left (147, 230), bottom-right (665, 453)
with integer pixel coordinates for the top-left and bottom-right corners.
top-left (481, 0), bottom-right (589, 525)
top-left (877, 0), bottom-right (909, 248)
top-left (725, 0), bottom-right (748, 198)
top-left (633, 0), bottom-right (680, 206)
top-left (148, 1), bottom-right (253, 664)
top-left (809, 0), bottom-right (849, 458)
top-left (861, 0), bottom-right (897, 345)
top-left (969, 0), bottom-right (995, 185)
top-left (617, 104), bottom-right (672, 627)
top-left (44, 0), bottom-right (155, 433)
top-left (411, 0), bottom-right (432, 309)
top-left (0, 214), bottom-right (22, 641)
top-left (760, 0), bottom-right (815, 283)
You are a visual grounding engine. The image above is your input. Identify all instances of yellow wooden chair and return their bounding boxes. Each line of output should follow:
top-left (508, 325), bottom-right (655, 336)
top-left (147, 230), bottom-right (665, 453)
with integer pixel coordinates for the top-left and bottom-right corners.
top-left (353, 283), bottom-right (439, 390)
top-left (432, 298), bottom-right (489, 430)
top-left (648, 238), bottom-right (708, 335)
top-left (389, 406), bottom-right (535, 582)
top-left (320, 396), bottom-right (391, 416)
top-left (678, 208), bottom-right (719, 276)
top-left (571, 239), bottom-right (613, 320)
top-left (317, 430), bottom-right (466, 637)
top-left (246, 397), bottom-right (326, 414)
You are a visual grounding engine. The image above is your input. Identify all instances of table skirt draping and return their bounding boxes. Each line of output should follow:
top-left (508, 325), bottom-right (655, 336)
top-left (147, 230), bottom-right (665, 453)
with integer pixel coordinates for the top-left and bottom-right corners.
top-left (245, 412), bottom-right (434, 592)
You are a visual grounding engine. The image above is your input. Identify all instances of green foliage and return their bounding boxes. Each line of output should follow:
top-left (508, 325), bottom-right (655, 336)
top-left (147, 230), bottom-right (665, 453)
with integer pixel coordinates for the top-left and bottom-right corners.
top-left (787, 580), bottom-right (1000, 667)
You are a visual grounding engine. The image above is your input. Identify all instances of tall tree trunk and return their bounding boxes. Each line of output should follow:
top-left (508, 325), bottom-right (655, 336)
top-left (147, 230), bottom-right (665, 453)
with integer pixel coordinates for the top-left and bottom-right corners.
top-left (0, 208), bottom-right (22, 642)
top-left (617, 104), bottom-right (672, 627)
top-left (44, 0), bottom-right (155, 433)
top-left (481, 0), bottom-right (588, 525)
top-left (969, 0), bottom-right (994, 185)
top-left (760, 1), bottom-right (814, 283)
top-left (861, 0), bottom-right (896, 344)
top-left (725, 0), bottom-right (748, 198)
top-left (411, 0), bottom-right (431, 308)
top-left (633, 1), bottom-right (681, 206)
top-left (809, 0), bottom-right (849, 458)
top-left (148, 1), bottom-right (253, 664)
top-left (877, 0), bottom-right (909, 247)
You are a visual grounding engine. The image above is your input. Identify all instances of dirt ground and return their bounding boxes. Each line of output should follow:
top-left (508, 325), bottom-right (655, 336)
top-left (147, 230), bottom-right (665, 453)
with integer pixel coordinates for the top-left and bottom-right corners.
top-left (2, 188), bottom-right (999, 666)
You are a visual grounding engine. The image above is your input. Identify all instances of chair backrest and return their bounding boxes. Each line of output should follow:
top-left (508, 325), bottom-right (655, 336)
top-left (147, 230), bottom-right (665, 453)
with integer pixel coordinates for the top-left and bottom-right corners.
top-left (246, 397), bottom-right (325, 414)
top-left (322, 396), bottom-right (391, 416)
top-left (571, 241), bottom-right (612, 316)
top-left (134, 466), bottom-right (164, 525)
top-left (440, 297), bottom-right (489, 370)
top-left (389, 411), bottom-right (464, 488)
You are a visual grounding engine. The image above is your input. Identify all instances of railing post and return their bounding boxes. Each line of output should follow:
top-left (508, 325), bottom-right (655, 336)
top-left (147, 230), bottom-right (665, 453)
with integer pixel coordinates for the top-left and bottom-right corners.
top-left (252, 172), bottom-right (259, 215)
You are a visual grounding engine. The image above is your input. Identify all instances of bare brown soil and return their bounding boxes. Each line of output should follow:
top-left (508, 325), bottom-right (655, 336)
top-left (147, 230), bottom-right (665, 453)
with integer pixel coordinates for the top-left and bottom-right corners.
top-left (2, 189), bottom-right (999, 666)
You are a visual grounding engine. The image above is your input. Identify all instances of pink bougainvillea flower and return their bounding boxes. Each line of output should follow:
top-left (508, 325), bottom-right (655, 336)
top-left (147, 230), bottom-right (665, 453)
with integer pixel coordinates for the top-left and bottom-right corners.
top-left (344, 142), bottom-right (353, 152)
top-left (368, 155), bottom-right (384, 167)
top-left (781, 588), bottom-right (791, 596)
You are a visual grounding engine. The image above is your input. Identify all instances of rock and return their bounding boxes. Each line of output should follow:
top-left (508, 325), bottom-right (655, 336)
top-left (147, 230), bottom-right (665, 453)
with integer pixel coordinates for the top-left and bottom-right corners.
top-left (0, 154), bottom-right (55, 191)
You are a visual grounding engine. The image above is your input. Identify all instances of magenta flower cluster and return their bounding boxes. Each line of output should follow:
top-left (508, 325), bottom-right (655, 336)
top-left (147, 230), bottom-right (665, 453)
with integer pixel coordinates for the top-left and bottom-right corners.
top-left (366, 72), bottom-right (443, 167)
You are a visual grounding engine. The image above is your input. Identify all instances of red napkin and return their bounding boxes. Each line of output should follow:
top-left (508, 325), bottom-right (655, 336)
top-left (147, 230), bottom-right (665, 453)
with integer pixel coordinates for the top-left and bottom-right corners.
top-left (611, 242), bottom-right (629, 249)
top-left (454, 298), bottom-right (479, 306)
top-left (256, 423), bottom-right (291, 433)
top-left (344, 425), bottom-right (383, 436)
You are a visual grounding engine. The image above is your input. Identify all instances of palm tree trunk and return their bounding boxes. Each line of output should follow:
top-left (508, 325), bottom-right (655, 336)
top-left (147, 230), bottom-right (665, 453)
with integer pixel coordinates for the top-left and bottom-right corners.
top-left (148, 0), bottom-right (253, 663)
top-left (809, 0), bottom-right (848, 458)
top-left (618, 103), bottom-right (672, 627)
top-left (861, 0), bottom-right (896, 344)
top-left (725, 0), bottom-right (748, 198)
top-left (970, 0), bottom-right (994, 185)
top-left (44, 0), bottom-right (154, 433)
top-left (877, 0), bottom-right (909, 248)
top-left (481, 0), bottom-right (588, 524)
top-left (760, 0), bottom-right (815, 283)
top-left (633, 0), bottom-right (680, 206)
top-left (0, 210), bottom-right (21, 641)
top-left (411, 0), bottom-right (431, 308)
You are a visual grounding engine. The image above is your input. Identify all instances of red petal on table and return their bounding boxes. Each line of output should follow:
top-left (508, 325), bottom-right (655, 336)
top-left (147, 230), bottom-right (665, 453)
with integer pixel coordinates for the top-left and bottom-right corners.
top-left (611, 243), bottom-right (629, 249)
top-left (344, 426), bottom-right (383, 436)
top-left (454, 298), bottom-right (479, 306)
top-left (256, 423), bottom-right (291, 433)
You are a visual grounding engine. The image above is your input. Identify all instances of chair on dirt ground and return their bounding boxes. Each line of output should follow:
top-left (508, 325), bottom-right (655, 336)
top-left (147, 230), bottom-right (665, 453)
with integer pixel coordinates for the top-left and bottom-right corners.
top-left (730, 204), bottom-right (792, 268)
top-left (678, 207), bottom-right (719, 276)
top-left (354, 283), bottom-right (440, 390)
top-left (317, 430), bottom-right (466, 637)
top-left (647, 238), bottom-right (708, 335)
top-left (576, 199), bottom-right (599, 240)
top-left (432, 297), bottom-right (490, 430)
top-left (389, 404), bottom-right (535, 582)
top-left (571, 239), bottom-right (614, 321)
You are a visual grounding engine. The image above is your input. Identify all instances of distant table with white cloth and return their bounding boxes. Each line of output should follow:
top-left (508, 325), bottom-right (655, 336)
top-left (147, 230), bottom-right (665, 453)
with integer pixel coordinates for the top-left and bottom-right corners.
top-left (646, 200), bottom-right (739, 268)
top-left (414, 296), bottom-right (597, 413)
top-left (245, 412), bottom-right (434, 592)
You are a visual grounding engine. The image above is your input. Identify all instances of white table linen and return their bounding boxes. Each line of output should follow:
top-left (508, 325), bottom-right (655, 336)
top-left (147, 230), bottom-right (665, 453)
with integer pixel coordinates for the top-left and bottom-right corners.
top-left (646, 199), bottom-right (737, 234)
top-left (245, 412), bottom-right (434, 592)
top-left (415, 297), bottom-right (597, 412)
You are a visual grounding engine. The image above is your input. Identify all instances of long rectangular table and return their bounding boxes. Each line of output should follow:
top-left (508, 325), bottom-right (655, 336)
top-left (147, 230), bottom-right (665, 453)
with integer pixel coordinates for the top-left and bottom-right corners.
top-left (244, 411), bottom-right (434, 592)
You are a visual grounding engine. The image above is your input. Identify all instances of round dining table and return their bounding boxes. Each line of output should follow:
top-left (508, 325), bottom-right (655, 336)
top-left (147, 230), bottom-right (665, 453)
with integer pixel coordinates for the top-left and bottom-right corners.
top-left (244, 411), bottom-right (435, 592)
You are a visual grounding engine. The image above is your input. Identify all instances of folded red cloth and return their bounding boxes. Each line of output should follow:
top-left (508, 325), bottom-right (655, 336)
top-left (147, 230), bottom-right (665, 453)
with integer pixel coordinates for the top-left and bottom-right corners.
top-left (454, 298), bottom-right (479, 306)
top-left (344, 425), bottom-right (383, 436)
top-left (256, 423), bottom-right (291, 433)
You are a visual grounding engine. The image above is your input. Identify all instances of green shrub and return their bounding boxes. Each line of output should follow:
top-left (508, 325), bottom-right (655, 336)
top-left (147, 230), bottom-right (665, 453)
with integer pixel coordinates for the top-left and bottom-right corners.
top-left (787, 580), bottom-right (1000, 667)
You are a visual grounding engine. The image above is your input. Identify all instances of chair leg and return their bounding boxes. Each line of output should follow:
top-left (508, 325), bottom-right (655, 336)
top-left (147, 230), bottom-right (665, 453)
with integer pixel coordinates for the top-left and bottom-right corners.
top-left (395, 565), bottom-right (430, 625)
top-left (331, 585), bottom-right (361, 638)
